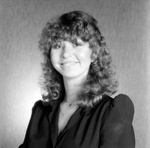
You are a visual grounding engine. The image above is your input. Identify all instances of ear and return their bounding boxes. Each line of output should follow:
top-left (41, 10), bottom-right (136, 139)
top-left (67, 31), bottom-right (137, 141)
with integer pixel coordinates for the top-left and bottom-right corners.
top-left (91, 55), bottom-right (97, 62)
top-left (90, 50), bottom-right (98, 62)
top-left (91, 58), bottom-right (94, 62)
top-left (91, 53), bottom-right (94, 62)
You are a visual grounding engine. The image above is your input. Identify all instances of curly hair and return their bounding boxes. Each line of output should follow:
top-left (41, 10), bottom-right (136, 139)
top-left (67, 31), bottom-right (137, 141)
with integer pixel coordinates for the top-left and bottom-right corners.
top-left (39, 10), bottom-right (118, 107)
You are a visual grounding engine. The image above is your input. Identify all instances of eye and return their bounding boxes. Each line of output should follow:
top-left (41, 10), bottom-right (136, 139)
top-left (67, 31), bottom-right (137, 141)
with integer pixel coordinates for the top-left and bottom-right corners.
top-left (52, 42), bottom-right (63, 49)
top-left (72, 41), bottom-right (82, 47)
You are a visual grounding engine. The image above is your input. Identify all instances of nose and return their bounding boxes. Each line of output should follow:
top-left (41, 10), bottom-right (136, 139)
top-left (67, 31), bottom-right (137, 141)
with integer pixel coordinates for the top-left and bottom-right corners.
top-left (61, 42), bottom-right (73, 58)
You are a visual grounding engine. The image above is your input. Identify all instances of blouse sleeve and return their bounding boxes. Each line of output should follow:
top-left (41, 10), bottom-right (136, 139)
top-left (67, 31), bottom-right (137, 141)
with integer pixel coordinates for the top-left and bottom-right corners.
top-left (18, 100), bottom-right (51, 148)
top-left (99, 94), bottom-right (135, 148)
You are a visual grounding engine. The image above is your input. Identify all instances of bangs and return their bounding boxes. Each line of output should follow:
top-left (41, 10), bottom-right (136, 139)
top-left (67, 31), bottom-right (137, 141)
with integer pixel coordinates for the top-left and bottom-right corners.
top-left (48, 16), bottom-right (95, 45)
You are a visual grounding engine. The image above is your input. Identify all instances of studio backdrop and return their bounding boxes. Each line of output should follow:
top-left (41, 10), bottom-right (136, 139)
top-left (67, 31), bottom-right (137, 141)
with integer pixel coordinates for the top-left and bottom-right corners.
top-left (0, 0), bottom-right (149, 148)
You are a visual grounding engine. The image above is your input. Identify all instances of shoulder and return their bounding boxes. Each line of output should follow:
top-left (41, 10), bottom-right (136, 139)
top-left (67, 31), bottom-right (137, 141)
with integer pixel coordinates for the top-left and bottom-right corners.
top-left (113, 94), bottom-right (134, 122)
top-left (26, 100), bottom-right (52, 127)
top-left (32, 100), bottom-right (44, 110)
top-left (99, 94), bottom-right (135, 147)
top-left (102, 94), bottom-right (134, 123)
top-left (32, 100), bottom-right (52, 114)
top-left (113, 94), bottom-right (134, 110)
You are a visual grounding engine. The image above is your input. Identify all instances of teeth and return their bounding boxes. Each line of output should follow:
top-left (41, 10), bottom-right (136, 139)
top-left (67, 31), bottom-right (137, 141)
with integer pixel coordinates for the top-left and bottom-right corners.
top-left (63, 62), bottom-right (77, 66)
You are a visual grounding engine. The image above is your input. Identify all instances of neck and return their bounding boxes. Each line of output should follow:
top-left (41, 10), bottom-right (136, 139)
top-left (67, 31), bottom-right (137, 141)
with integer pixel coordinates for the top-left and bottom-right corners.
top-left (63, 77), bottom-right (84, 103)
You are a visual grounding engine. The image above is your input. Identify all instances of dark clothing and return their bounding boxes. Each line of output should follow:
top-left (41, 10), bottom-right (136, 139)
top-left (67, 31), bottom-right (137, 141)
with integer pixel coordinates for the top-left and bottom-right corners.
top-left (19, 94), bottom-right (135, 148)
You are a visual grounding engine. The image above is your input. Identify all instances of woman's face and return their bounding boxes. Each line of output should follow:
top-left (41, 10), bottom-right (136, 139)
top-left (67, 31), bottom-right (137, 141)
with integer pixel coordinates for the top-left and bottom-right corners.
top-left (50, 37), bottom-right (92, 80)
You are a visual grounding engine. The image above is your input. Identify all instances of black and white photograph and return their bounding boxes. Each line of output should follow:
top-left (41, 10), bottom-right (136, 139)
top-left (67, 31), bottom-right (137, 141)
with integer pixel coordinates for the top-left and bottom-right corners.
top-left (0, 0), bottom-right (149, 148)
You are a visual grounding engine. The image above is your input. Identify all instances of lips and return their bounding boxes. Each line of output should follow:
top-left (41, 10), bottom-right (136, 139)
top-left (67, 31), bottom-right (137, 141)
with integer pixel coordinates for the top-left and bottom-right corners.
top-left (61, 61), bottom-right (78, 65)
top-left (60, 61), bottom-right (79, 68)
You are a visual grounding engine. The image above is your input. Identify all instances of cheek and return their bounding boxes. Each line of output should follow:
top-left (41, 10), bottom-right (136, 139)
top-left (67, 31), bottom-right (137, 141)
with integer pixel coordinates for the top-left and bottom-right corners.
top-left (50, 51), bottom-right (58, 66)
top-left (78, 50), bottom-right (92, 62)
top-left (50, 52), bottom-right (54, 64)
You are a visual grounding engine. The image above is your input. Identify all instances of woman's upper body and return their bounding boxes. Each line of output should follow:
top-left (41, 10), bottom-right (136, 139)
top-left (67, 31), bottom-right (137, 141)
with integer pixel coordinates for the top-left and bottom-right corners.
top-left (19, 94), bottom-right (135, 148)
top-left (19, 11), bottom-right (135, 148)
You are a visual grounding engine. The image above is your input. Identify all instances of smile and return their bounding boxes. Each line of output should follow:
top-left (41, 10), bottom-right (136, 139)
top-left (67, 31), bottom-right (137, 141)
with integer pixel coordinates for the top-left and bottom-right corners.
top-left (61, 62), bottom-right (78, 66)
top-left (60, 62), bottom-right (79, 69)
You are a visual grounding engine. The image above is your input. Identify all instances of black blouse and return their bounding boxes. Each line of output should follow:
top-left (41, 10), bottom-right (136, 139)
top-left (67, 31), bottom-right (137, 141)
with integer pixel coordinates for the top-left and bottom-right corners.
top-left (19, 94), bottom-right (135, 148)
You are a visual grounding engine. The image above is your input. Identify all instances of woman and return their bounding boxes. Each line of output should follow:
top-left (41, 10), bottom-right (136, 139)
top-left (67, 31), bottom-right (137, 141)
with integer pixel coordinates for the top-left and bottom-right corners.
top-left (19, 11), bottom-right (135, 148)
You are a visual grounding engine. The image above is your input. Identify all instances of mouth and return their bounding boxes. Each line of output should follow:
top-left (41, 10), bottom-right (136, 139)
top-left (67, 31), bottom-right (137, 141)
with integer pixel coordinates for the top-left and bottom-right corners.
top-left (61, 62), bottom-right (79, 66)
